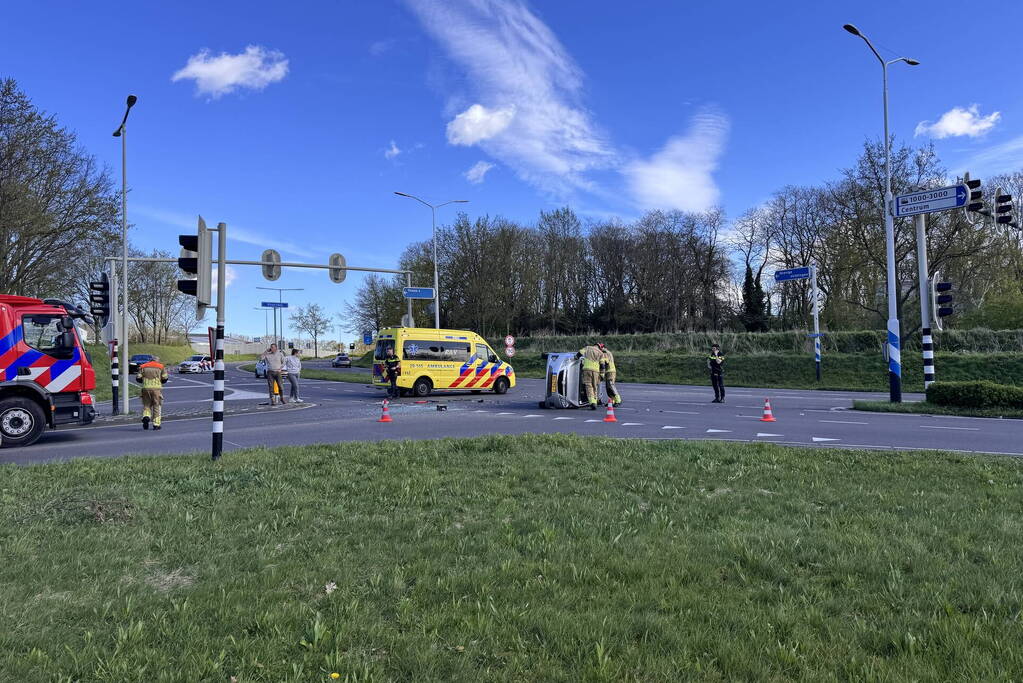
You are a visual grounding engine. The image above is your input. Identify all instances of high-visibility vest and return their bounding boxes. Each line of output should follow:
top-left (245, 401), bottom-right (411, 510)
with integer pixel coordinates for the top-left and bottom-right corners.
top-left (137, 361), bottom-right (167, 389)
top-left (579, 346), bottom-right (602, 372)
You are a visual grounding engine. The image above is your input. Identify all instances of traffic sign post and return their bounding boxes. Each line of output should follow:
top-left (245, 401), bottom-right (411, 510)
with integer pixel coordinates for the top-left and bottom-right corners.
top-left (894, 184), bottom-right (968, 218)
top-left (363, 330), bottom-right (374, 346)
top-left (775, 265), bottom-right (821, 380)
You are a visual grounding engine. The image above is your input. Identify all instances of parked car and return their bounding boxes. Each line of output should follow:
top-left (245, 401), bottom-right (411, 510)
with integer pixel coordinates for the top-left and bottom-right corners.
top-left (178, 354), bottom-right (212, 373)
top-left (331, 352), bottom-right (351, 368)
top-left (128, 353), bottom-right (155, 375)
top-left (254, 358), bottom-right (268, 379)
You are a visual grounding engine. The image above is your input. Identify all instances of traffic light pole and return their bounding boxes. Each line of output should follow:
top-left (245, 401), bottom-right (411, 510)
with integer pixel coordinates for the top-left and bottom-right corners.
top-left (811, 264), bottom-right (821, 382)
top-left (915, 214), bottom-right (935, 389)
top-left (211, 222), bottom-right (227, 461)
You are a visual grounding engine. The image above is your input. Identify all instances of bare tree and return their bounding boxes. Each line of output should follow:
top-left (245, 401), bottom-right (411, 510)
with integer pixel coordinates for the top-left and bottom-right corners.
top-left (291, 303), bottom-right (332, 358)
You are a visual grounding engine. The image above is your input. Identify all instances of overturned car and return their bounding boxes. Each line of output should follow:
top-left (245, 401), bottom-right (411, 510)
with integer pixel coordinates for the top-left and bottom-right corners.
top-left (538, 352), bottom-right (589, 409)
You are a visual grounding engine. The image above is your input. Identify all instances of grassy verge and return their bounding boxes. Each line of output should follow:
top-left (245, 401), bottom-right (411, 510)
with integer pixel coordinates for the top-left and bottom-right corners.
top-left (503, 351), bottom-right (1023, 392)
top-left (2, 435), bottom-right (1022, 680)
top-left (87, 344), bottom-right (195, 403)
top-left (853, 399), bottom-right (1023, 419)
top-left (236, 363), bottom-right (374, 385)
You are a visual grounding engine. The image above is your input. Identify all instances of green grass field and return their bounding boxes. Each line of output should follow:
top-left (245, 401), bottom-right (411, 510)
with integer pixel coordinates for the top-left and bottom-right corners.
top-left (2, 435), bottom-right (1022, 681)
top-left (87, 344), bottom-right (196, 403)
top-left (853, 399), bottom-right (1023, 419)
top-left (236, 363), bottom-right (374, 385)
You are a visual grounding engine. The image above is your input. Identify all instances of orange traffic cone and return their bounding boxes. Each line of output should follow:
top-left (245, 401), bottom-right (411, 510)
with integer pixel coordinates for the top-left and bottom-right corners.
top-left (603, 399), bottom-right (618, 423)
top-left (760, 398), bottom-right (776, 422)
top-left (378, 399), bottom-right (393, 423)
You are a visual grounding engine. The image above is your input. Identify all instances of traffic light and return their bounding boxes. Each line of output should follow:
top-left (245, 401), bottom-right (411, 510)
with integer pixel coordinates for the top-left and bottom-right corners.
top-left (177, 215), bottom-right (213, 319)
top-left (964, 173), bottom-right (983, 212)
top-left (88, 273), bottom-right (110, 327)
top-left (930, 276), bottom-right (954, 331)
top-left (329, 252), bottom-right (347, 283)
top-left (262, 249), bottom-right (281, 281)
top-left (994, 188), bottom-right (1013, 225)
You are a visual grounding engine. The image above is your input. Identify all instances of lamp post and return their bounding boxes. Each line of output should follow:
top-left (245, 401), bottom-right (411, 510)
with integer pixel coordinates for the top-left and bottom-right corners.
top-left (112, 94), bottom-right (137, 416)
top-left (256, 286), bottom-right (303, 347)
top-left (843, 24), bottom-right (919, 403)
top-left (394, 192), bottom-right (468, 329)
top-left (253, 307), bottom-right (270, 340)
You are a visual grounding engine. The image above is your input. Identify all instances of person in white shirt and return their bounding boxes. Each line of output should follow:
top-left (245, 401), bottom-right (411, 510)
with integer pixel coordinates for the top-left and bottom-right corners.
top-left (283, 348), bottom-right (303, 403)
top-left (260, 344), bottom-right (287, 405)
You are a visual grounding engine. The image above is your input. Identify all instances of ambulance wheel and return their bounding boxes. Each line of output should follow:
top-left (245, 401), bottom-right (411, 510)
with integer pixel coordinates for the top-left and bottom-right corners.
top-left (0, 397), bottom-right (46, 448)
top-left (493, 377), bottom-right (510, 395)
top-left (412, 377), bottom-right (433, 397)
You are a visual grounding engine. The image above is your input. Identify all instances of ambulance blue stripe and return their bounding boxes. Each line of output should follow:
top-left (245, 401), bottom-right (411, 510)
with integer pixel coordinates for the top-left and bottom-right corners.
top-left (5, 349), bottom-right (43, 381)
top-left (0, 326), bottom-right (23, 356)
top-left (47, 346), bottom-right (80, 382)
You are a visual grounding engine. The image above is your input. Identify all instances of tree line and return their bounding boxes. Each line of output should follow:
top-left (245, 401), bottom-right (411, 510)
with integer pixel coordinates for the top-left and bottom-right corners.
top-left (347, 142), bottom-right (1023, 337)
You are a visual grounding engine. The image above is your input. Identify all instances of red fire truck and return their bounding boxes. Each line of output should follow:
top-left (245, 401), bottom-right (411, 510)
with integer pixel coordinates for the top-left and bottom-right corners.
top-left (0, 295), bottom-right (97, 447)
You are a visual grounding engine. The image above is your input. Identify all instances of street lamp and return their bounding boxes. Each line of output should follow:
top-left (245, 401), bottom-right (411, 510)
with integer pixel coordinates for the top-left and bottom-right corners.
top-left (112, 94), bottom-right (137, 416)
top-left (256, 286), bottom-right (303, 347)
top-left (843, 24), bottom-right (919, 403)
top-left (394, 192), bottom-right (468, 329)
top-left (253, 307), bottom-right (270, 340)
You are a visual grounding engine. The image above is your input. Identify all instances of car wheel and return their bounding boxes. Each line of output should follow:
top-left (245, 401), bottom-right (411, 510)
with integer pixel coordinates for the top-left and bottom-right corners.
top-left (493, 377), bottom-right (510, 395)
top-left (0, 397), bottom-right (47, 448)
top-left (412, 377), bottom-right (432, 397)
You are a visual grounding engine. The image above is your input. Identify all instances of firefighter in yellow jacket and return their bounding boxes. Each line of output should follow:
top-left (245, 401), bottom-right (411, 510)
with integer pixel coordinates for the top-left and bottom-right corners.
top-left (576, 343), bottom-right (605, 410)
top-left (601, 346), bottom-right (621, 406)
top-left (136, 356), bottom-right (169, 430)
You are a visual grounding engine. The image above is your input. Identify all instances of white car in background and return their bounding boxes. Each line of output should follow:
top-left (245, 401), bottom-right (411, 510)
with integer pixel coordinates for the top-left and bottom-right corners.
top-left (178, 354), bottom-right (212, 373)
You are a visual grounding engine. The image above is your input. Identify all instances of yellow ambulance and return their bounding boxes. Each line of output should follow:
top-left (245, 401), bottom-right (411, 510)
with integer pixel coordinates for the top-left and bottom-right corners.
top-left (372, 327), bottom-right (516, 397)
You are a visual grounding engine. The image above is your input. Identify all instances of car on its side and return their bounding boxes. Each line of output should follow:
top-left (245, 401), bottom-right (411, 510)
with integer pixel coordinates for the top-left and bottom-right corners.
top-left (331, 352), bottom-right (351, 368)
top-left (128, 353), bottom-right (155, 375)
top-left (254, 358), bottom-right (268, 379)
top-left (178, 354), bottom-right (211, 373)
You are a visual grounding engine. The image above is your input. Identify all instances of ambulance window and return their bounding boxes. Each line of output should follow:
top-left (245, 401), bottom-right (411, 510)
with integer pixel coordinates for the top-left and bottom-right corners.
top-left (476, 344), bottom-right (491, 362)
top-left (374, 340), bottom-right (396, 360)
top-left (22, 315), bottom-right (73, 359)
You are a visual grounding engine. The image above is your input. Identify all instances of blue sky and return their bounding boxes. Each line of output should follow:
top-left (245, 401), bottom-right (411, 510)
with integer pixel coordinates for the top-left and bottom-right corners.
top-left (4, 0), bottom-right (1022, 340)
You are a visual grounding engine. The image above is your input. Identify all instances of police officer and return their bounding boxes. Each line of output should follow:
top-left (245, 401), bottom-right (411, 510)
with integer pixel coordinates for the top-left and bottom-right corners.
top-left (136, 355), bottom-right (169, 430)
top-left (576, 343), bottom-right (604, 410)
top-left (382, 346), bottom-right (401, 399)
top-left (600, 344), bottom-right (621, 406)
top-left (708, 344), bottom-right (725, 403)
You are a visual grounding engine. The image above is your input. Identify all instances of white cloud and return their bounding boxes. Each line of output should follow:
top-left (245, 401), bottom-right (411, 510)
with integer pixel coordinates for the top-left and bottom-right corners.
top-left (959, 134), bottom-right (1023, 175)
top-left (915, 105), bottom-right (1000, 139)
top-left (370, 39), bottom-right (395, 56)
top-left (172, 45), bottom-right (288, 98)
top-left (447, 104), bottom-right (515, 145)
top-left (384, 140), bottom-right (402, 159)
top-left (465, 160), bottom-right (495, 184)
top-left (407, 0), bottom-right (615, 195)
top-left (623, 111), bottom-right (729, 212)
top-left (210, 265), bottom-right (238, 299)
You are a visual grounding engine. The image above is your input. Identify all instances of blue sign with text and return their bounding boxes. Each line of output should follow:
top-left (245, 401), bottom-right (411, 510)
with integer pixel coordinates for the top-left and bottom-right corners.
top-left (261, 301), bottom-right (288, 308)
top-left (402, 287), bottom-right (435, 299)
top-left (362, 330), bottom-right (374, 345)
top-left (774, 267), bottom-right (811, 282)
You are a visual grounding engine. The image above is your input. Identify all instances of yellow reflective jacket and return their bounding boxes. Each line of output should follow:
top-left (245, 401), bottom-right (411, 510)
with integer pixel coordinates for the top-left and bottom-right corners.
top-left (601, 350), bottom-right (616, 377)
top-left (137, 361), bottom-right (168, 390)
top-left (578, 346), bottom-right (603, 372)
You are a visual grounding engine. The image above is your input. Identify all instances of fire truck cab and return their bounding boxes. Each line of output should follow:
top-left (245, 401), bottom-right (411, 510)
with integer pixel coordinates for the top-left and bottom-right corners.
top-left (0, 295), bottom-right (97, 448)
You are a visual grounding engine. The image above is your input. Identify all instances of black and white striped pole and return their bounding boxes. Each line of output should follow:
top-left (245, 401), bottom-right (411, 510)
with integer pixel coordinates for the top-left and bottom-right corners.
top-left (110, 339), bottom-right (120, 415)
top-left (915, 214), bottom-right (935, 388)
top-left (211, 222), bottom-right (227, 461)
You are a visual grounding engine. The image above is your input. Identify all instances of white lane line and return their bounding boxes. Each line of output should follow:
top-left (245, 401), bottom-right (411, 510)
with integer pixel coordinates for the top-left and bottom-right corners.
top-left (661, 425), bottom-right (684, 430)
top-left (621, 422), bottom-right (644, 426)
top-left (706, 428), bottom-right (731, 433)
top-left (553, 417), bottom-right (574, 420)
top-left (812, 437), bottom-right (840, 442)
top-left (818, 420), bottom-right (869, 425)
top-left (757, 432), bottom-right (783, 437)
top-left (584, 419), bottom-right (604, 423)
top-left (523, 414), bottom-right (542, 418)
top-left (496, 412), bottom-right (515, 415)
top-left (663, 410), bottom-right (700, 415)
top-left (473, 410), bottom-right (490, 413)
top-left (919, 425), bottom-right (980, 431)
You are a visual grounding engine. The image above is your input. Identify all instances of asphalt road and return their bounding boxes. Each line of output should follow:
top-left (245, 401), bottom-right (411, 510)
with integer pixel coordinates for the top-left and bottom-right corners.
top-left (4, 362), bottom-right (1022, 465)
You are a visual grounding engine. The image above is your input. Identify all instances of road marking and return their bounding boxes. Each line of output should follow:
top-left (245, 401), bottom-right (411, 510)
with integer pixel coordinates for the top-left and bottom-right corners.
top-left (661, 425), bottom-right (684, 430)
top-left (473, 410), bottom-right (490, 413)
top-left (497, 412), bottom-right (515, 415)
top-left (523, 414), bottom-right (542, 418)
top-left (663, 410), bottom-right (699, 415)
top-left (812, 437), bottom-right (839, 442)
top-left (757, 432), bottom-right (783, 437)
top-left (584, 419), bottom-right (603, 423)
top-left (621, 422), bottom-right (644, 426)
top-left (919, 425), bottom-right (980, 431)
top-left (818, 420), bottom-right (869, 425)
top-left (553, 417), bottom-right (574, 420)
top-left (706, 429), bottom-right (731, 433)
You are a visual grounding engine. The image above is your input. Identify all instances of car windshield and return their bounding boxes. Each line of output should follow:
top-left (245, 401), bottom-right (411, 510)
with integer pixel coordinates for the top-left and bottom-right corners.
top-left (188, 355), bottom-right (204, 362)
top-left (131, 355), bottom-right (151, 362)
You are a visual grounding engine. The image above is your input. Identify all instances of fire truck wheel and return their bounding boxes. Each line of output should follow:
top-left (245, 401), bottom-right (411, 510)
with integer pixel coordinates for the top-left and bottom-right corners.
top-left (0, 397), bottom-right (46, 448)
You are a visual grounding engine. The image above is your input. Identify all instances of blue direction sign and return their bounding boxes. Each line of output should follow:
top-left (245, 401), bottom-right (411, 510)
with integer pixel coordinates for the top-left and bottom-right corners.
top-left (894, 184), bottom-right (967, 218)
top-left (774, 266), bottom-right (811, 283)
top-left (261, 301), bottom-right (288, 308)
top-left (402, 287), bottom-right (435, 299)
top-left (362, 330), bottom-right (373, 345)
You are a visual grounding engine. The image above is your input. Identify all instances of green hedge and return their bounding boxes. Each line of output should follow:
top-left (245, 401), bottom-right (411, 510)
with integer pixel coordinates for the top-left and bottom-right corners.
top-left (490, 329), bottom-right (1023, 355)
top-left (926, 381), bottom-right (1023, 409)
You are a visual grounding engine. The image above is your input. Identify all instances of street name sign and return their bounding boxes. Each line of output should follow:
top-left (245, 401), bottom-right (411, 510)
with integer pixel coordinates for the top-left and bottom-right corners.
top-left (261, 301), bottom-right (288, 308)
top-left (402, 287), bottom-right (435, 299)
top-left (774, 267), bottom-right (811, 282)
top-left (894, 184), bottom-right (967, 218)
